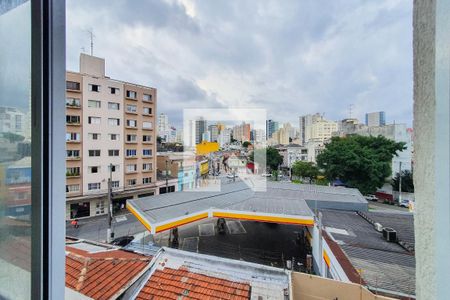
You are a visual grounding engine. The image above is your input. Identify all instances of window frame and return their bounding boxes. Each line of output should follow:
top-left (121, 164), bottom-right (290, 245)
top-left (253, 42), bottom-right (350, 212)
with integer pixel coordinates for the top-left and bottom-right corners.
top-left (31, 0), bottom-right (66, 298)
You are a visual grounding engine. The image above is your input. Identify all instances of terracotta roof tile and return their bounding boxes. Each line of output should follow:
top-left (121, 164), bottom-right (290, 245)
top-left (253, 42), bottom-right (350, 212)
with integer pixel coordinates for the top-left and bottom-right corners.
top-left (136, 267), bottom-right (251, 300)
top-left (65, 245), bottom-right (152, 299)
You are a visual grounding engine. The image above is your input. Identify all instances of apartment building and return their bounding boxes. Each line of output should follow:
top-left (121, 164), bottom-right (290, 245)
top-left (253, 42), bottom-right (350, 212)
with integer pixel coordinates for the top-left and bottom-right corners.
top-left (65, 54), bottom-right (157, 220)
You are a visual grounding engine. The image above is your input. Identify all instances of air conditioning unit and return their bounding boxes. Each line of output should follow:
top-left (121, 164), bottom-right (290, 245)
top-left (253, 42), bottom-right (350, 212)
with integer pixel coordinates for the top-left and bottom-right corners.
top-left (374, 223), bottom-right (383, 232)
top-left (382, 227), bottom-right (397, 242)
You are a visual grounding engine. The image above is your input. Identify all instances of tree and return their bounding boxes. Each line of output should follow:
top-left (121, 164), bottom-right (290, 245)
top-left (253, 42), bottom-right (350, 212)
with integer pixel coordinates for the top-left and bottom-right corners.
top-left (317, 135), bottom-right (405, 195)
top-left (391, 170), bottom-right (414, 193)
top-left (249, 147), bottom-right (283, 171)
top-left (2, 132), bottom-right (24, 143)
top-left (242, 141), bottom-right (251, 148)
top-left (292, 161), bottom-right (319, 183)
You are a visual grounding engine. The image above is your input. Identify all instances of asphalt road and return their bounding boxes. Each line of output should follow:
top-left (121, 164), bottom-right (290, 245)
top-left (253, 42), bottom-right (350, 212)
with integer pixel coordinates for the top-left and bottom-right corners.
top-left (66, 212), bottom-right (145, 242)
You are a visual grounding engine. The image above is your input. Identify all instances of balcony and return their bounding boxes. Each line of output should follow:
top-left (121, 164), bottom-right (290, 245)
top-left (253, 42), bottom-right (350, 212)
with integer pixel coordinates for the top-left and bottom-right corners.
top-left (66, 156), bottom-right (81, 161)
top-left (65, 101), bottom-right (81, 108)
top-left (66, 172), bottom-right (80, 178)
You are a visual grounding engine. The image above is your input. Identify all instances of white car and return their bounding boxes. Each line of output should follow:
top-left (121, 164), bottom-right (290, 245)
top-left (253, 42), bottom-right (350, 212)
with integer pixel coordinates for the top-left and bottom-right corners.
top-left (364, 194), bottom-right (378, 201)
top-left (261, 173), bottom-right (272, 177)
top-left (226, 174), bottom-right (237, 179)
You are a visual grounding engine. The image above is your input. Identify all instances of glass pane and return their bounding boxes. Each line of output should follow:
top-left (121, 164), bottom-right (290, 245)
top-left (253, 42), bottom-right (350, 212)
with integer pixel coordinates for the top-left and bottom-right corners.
top-left (0, 1), bottom-right (32, 299)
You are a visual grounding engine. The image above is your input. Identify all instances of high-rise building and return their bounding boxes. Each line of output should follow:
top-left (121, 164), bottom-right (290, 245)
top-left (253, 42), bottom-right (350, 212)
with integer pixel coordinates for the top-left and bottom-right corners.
top-left (195, 118), bottom-right (207, 144)
top-left (65, 54), bottom-right (157, 220)
top-left (365, 111), bottom-right (386, 127)
top-left (232, 122), bottom-right (251, 142)
top-left (299, 113), bottom-right (337, 144)
top-left (157, 113), bottom-right (170, 141)
top-left (0, 106), bottom-right (27, 137)
top-left (266, 119), bottom-right (279, 139)
top-left (208, 124), bottom-right (219, 142)
top-left (268, 123), bottom-right (292, 145)
top-left (217, 128), bottom-right (231, 147)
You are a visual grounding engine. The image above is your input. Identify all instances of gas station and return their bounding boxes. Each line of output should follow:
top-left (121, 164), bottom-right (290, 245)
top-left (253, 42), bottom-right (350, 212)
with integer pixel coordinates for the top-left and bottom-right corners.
top-left (127, 179), bottom-right (368, 276)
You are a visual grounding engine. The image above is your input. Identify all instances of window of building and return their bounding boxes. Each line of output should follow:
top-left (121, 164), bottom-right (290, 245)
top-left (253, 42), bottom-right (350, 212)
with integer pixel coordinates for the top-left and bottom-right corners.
top-left (88, 116), bottom-right (101, 124)
top-left (66, 132), bottom-right (80, 142)
top-left (88, 149), bottom-right (101, 157)
top-left (88, 182), bottom-right (101, 190)
top-left (109, 87), bottom-right (119, 94)
top-left (142, 177), bottom-right (152, 184)
top-left (126, 149), bottom-right (137, 157)
top-left (66, 184), bottom-right (80, 193)
top-left (126, 134), bottom-right (137, 142)
top-left (88, 133), bottom-right (100, 140)
top-left (89, 166), bottom-right (100, 174)
top-left (109, 133), bottom-right (119, 140)
top-left (126, 90), bottom-right (137, 99)
top-left (143, 107), bottom-right (152, 115)
top-left (111, 181), bottom-right (120, 188)
top-left (66, 115), bottom-right (80, 124)
top-left (143, 93), bottom-right (152, 102)
top-left (126, 104), bottom-right (137, 113)
top-left (143, 135), bottom-right (152, 142)
top-left (66, 80), bottom-right (80, 90)
top-left (66, 167), bottom-right (80, 177)
top-left (95, 200), bottom-right (105, 215)
top-left (88, 100), bottom-right (101, 108)
top-left (66, 150), bottom-right (80, 158)
top-left (143, 163), bottom-right (152, 171)
top-left (143, 121), bottom-right (152, 129)
top-left (66, 97), bottom-right (81, 107)
top-left (88, 84), bottom-right (100, 92)
top-left (108, 102), bottom-right (120, 110)
top-left (109, 164), bottom-right (119, 172)
top-left (143, 149), bottom-right (152, 156)
top-left (127, 179), bottom-right (137, 186)
top-left (108, 149), bottom-right (119, 156)
top-left (126, 164), bottom-right (137, 172)
top-left (126, 119), bottom-right (137, 128)
top-left (108, 118), bottom-right (120, 126)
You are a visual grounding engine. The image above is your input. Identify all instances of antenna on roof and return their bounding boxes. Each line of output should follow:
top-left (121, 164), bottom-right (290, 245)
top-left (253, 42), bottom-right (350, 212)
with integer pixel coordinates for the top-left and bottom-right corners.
top-left (348, 104), bottom-right (354, 118)
top-left (87, 29), bottom-right (95, 56)
top-left (81, 47), bottom-right (86, 53)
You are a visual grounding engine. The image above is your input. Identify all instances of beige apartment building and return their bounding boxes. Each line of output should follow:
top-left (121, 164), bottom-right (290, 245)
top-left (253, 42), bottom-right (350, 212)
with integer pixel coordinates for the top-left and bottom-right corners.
top-left (65, 54), bottom-right (157, 220)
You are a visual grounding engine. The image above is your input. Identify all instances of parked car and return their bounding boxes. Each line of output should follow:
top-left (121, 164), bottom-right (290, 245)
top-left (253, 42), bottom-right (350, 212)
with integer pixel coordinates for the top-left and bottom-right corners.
top-left (365, 194), bottom-right (378, 201)
top-left (110, 236), bottom-right (134, 247)
top-left (399, 199), bottom-right (410, 208)
top-left (226, 173), bottom-right (237, 179)
top-left (261, 173), bottom-right (272, 177)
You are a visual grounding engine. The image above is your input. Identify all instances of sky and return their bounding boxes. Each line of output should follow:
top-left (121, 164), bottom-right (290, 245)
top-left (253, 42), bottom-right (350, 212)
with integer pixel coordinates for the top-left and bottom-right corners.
top-left (66, 0), bottom-right (413, 129)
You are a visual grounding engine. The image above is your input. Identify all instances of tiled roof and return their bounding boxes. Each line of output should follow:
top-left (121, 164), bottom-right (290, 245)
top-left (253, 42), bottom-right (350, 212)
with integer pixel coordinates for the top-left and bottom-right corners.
top-left (66, 244), bottom-right (152, 300)
top-left (136, 267), bottom-right (251, 300)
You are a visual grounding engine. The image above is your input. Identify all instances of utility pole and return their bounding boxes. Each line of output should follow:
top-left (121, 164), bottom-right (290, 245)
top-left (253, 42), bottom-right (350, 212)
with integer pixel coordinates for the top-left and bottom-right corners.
top-left (398, 161), bottom-right (402, 205)
top-left (107, 163), bottom-right (113, 243)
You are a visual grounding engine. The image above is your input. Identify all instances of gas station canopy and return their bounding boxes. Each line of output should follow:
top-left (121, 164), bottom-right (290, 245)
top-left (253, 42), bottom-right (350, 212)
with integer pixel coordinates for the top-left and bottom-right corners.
top-left (127, 180), bottom-right (367, 234)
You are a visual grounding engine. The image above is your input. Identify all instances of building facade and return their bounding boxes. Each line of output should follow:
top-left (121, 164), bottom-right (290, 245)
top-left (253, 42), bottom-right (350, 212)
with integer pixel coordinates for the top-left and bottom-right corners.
top-left (195, 118), bottom-right (207, 144)
top-left (365, 111), bottom-right (386, 127)
top-left (266, 119), bottom-right (279, 139)
top-left (65, 54), bottom-right (157, 220)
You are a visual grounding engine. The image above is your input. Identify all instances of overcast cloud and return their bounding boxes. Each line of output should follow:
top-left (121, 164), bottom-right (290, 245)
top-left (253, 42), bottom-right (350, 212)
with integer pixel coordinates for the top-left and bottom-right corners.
top-left (67, 0), bottom-right (413, 128)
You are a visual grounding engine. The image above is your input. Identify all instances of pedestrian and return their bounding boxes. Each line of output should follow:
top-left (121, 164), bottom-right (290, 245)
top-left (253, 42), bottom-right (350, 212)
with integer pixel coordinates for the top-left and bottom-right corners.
top-left (71, 219), bottom-right (79, 228)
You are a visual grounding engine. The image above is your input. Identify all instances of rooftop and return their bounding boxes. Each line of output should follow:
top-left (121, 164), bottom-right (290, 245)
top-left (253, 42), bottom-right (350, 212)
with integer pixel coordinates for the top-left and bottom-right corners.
top-left (127, 180), bottom-right (367, 234)
top-left (131, 247), bottom-right (289, 300)
top-left (320, 209), bottom-right (415, 297)
top-left (65, 239), bottom-right (152, 300)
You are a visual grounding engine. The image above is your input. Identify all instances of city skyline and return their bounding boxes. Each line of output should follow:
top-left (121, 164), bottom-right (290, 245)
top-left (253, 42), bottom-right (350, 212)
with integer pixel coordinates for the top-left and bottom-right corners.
top-left (66, 0), bottom-right (413, 129)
